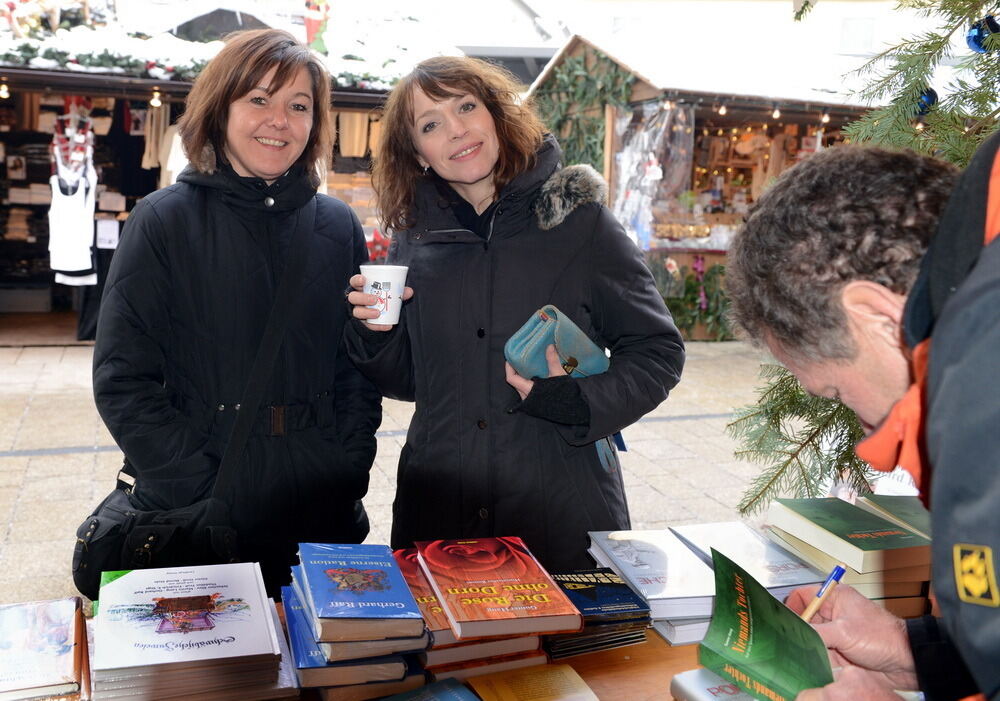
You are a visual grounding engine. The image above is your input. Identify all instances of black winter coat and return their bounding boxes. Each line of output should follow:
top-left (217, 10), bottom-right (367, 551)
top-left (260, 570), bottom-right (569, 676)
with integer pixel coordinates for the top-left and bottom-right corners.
top-left (346, 138), bottom-right (684, 571)
top-left (92, 164), bottom-right (382, 594)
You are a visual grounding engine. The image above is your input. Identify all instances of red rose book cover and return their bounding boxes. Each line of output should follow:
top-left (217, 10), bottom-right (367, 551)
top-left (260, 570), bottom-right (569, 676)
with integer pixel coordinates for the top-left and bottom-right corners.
top-left (414, 537), bottom-right (583, 639)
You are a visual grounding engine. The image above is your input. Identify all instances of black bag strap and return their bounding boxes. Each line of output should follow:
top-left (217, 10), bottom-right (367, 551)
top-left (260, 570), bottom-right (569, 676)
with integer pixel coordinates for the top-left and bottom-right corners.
top-left (211, 197), bottom-right (317, 500)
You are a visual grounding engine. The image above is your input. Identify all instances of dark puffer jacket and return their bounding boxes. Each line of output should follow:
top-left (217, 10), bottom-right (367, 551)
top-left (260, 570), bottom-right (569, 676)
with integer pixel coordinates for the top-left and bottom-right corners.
top-left (346, 138), bottom-right (684, 571)
top-left (92, 164), bottom-right (381, 594)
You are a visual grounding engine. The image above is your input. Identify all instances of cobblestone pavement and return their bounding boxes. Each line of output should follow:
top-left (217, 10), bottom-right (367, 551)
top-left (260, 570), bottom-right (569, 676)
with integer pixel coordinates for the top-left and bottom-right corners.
top-left (0, 341), bottom-right (770, 605)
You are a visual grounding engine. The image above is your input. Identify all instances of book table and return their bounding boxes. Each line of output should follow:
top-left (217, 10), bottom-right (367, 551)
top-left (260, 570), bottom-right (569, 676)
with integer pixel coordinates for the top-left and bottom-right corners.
top-left (565, 632), bottom-right (698, 699)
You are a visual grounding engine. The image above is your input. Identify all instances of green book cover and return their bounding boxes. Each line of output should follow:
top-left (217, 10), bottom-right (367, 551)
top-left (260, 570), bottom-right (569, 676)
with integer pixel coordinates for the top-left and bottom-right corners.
top-left (776, 498), bottom-right (929, 551)
top-left (698, 548), bottom-right (833, 701)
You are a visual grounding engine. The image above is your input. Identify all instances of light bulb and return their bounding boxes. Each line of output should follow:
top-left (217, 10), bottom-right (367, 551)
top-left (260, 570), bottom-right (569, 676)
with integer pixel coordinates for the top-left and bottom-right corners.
top-left (821, 111), bottom-right (830, 124)
top-left (718, 103), bottom-right (727, 116)
top-left (0, 83), bottom-right (9, 100)
top-left (149, 90), bottom-right (162, 108)
top-left (771, 106), bottom-right (781, 120)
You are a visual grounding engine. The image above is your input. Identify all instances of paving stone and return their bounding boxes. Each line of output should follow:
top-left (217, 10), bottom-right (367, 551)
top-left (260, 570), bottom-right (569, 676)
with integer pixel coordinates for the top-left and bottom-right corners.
top-left (0, 574), bottom-right (80, 606)
top-left (0, 457), bottom-right (28, 488)
top-left (375, 434), bottom-right (403, 458)
top-left (8, 498), bottom-right (87, 544)
top-left (628, 439), bottom-right (698, 462)
top-left (26, 452), bottom-right (95, 478)
top-left (14, 347), bottom-right (64, 365)
top-left (21, 466), bottom-right (97, 502)
top-left (0, 540), bottom-right (74, 578)
top-left (641, 474), bottom-right (706, 501)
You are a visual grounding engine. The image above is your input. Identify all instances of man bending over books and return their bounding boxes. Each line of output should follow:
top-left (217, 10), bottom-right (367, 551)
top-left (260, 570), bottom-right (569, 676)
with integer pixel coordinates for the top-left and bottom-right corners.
top-left (726, 138), bottom-right (1000, 700)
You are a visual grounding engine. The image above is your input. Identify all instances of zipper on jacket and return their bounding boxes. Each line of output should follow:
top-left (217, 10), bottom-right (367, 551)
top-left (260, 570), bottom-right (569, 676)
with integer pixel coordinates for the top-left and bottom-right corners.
top-left (420, 227), bottom-right (474, 241)
top-left (484, 194), bottom-right (510, 247)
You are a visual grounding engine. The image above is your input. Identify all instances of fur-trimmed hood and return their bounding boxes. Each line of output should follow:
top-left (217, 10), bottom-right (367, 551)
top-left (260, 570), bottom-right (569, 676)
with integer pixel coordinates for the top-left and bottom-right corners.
top-left (535, 164), bottom-right (608, 231)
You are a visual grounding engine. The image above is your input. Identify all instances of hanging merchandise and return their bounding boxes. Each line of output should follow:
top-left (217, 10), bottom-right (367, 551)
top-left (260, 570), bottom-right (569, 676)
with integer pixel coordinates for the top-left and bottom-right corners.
top-left (336, 111), bottom-right (369, 157)
top-left (157, 124), bottom-right (188, 189)
top-left (48, 96), bottom-right (98, 286)
top-left (611, 100), bottom-right (695, 250)
top-left (967, 15), bottom-right (999, 53)
top-left (141, 99), bottom-right (169, 170)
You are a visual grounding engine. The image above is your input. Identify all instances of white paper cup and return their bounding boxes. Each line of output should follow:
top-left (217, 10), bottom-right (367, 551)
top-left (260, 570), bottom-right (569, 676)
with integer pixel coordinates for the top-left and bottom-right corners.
top-left (359, 264), bottom-right (408, 325)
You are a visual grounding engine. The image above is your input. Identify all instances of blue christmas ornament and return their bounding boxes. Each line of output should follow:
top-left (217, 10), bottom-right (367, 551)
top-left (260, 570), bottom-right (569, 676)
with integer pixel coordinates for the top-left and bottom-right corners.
top-left (917, 88), bottom-right (938, 116)
top-left (967, 15), bottom-right (1000, 53)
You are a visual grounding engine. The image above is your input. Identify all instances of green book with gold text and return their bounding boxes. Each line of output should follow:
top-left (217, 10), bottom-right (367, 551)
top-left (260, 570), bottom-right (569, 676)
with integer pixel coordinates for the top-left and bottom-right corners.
top-left (766, 498), bottom-right (931, 573)
top-left (698, 549), bottom-right (833, 701)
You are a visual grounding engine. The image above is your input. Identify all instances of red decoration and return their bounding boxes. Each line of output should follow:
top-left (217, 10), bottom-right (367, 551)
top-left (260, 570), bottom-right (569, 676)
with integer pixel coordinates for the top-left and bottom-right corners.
top-left (366, 228), bottom-right (390, 261)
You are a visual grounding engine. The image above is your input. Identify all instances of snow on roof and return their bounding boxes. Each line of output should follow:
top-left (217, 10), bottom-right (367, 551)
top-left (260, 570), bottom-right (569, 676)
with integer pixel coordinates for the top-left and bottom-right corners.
top-left (532, 0), bottom-right (973, 108)
top-left (0, 23), bottom-right (222, 78)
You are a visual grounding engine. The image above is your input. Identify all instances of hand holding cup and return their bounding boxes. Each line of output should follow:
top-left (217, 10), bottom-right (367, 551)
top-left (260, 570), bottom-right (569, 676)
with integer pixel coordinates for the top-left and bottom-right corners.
top-left (349, 265), bottom-right (413, 331)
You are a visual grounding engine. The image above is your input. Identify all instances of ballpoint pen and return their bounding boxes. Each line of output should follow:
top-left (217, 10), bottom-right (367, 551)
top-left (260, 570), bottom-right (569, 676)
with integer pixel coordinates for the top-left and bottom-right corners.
top-left (800, 563), bottom-right (847, 622)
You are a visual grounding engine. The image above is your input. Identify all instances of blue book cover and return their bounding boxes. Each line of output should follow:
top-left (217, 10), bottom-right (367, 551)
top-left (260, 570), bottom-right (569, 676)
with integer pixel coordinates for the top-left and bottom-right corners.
top-left (550, 568), bottom-right (651, 622)
top-left (383, 677), bottom-right (478, 700)
top-left (282, 586), bottom-right (407, 683)
top-left (298, 543), bottom-right (423, 623)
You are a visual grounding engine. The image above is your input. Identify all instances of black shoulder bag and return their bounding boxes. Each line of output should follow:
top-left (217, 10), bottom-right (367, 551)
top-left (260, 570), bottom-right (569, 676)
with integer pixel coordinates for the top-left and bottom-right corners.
top-left (72, 198), bottom-right (317, 601)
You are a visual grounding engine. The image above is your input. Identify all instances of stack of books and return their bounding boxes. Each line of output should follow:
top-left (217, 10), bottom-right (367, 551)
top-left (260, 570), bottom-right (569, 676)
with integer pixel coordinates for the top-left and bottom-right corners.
top-left (765, 497), bottom-right (932, 617)
top-left (91, 563), bottom-right (283, 700)
top-left (87, 597), bottom-right (299, 701)
top-left (394, 549), bottom-right (545, 670)
top-left (588, 523), bottom-right (828, 646)
top-left (411, 536), bottom-right (582, 681)
top-left (288, 543), bottom-right (430, 699)
top-left (0, 597), bottom-right (89, 700)
top-left (543, 568), bottom-right (650, 659)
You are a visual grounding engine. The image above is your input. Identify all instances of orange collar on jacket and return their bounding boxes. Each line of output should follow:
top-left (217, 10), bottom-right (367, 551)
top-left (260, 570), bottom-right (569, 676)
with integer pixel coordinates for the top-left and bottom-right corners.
top-left (855, 145), bottom-right (1000, 508)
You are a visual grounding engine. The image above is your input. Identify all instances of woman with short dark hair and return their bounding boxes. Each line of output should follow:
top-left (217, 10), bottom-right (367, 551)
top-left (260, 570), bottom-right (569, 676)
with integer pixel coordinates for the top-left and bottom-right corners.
top-left (92, 29), bottom-right (381, 596)
top-left (346, 56), bottom-right (684, 571)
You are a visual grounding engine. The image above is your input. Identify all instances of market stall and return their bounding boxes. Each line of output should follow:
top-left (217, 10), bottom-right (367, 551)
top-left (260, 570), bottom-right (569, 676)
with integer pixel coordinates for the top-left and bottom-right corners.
top-left (528, 35), bottom-right (869, 339)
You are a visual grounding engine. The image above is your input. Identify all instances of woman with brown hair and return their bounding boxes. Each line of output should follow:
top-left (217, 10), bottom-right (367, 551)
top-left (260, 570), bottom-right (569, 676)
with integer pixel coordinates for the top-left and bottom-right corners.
top-left (346, 56), bottom-right (684, 571)
top-left (91, 29), bottom-right (381, 595)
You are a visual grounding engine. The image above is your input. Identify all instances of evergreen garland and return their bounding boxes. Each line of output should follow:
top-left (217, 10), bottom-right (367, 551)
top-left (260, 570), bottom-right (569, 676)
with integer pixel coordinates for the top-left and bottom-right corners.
top-left (533, 48), bottom-right (634, 170)
top-left (730, 1), bottom-right (995, 513)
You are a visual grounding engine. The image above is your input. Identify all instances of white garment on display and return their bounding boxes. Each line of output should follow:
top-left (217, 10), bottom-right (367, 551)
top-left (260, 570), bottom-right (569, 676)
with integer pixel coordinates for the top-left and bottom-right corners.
top-left (48, 169), bottom-right (97, 279)
top-left (157, 125), bottom-right (188, 189)
top-left (49, 112), bottom-right (98, 285)
top-left (141, 104), bottom-right (168, 170)
top-left (55, 272), bottom-right (97, 285)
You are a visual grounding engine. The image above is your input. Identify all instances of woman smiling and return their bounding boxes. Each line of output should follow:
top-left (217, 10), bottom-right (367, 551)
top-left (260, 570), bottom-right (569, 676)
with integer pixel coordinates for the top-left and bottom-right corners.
top-left (346, 56), bottom-right (684, 572)
top-left (90, 29), bottom-right (381, 596)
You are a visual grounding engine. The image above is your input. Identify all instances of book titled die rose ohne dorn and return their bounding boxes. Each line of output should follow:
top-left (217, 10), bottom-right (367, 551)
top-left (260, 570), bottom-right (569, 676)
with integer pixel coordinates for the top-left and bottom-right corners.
top-left (414, 537), bottom-right (583, 639)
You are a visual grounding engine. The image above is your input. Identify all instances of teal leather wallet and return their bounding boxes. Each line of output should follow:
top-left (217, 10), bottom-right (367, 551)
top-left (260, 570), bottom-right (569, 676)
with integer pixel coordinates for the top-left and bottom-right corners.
top-left (504, 305), bottom-right (609, 379)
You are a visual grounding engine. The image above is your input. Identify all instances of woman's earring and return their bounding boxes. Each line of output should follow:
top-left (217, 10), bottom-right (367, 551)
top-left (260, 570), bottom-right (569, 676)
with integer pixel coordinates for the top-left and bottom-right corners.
top-left (422, 166), bottom-right (429, 175)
